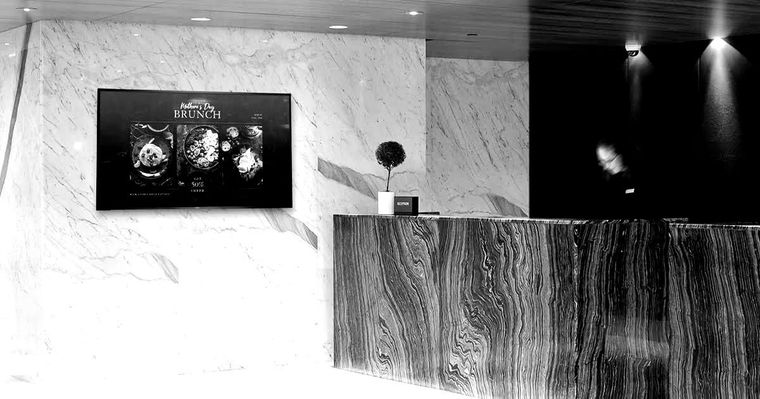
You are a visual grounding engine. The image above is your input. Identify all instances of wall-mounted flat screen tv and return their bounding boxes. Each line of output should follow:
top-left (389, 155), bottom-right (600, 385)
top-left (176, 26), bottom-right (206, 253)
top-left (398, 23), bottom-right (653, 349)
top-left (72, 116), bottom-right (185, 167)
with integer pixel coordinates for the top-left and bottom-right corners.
top-left (97, 89), bottom-right (292, 210)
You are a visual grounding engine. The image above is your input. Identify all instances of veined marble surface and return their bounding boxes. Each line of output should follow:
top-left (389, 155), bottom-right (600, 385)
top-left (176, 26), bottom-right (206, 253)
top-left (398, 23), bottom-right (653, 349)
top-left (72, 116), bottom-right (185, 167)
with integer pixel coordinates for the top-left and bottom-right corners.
top-left (335, 216), bottom-right (760, 398)
top-left (335, 215), bottom-right (576, 398)
top-left (427, 58), bottom-right (529, 216)
top-left (0, 26), bottom-right (25, 165)
top-left (1, 20), bottom-right (426, 384)
top-left (0, 25), bottom-right (24, 380)
top-left (0, 22), bottom-right (44, 379)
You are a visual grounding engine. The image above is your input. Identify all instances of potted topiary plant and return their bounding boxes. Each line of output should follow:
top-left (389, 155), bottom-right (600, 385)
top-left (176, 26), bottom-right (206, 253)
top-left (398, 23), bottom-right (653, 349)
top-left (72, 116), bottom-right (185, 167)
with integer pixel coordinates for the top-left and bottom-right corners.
top-left (375, 141), bottom-right (406, 215)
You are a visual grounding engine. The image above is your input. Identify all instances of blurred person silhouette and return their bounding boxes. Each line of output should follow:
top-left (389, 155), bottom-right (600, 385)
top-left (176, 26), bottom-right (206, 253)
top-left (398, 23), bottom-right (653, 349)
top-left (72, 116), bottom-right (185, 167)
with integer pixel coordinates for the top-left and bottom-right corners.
top-left (595, 136), bottom-right (643, 217)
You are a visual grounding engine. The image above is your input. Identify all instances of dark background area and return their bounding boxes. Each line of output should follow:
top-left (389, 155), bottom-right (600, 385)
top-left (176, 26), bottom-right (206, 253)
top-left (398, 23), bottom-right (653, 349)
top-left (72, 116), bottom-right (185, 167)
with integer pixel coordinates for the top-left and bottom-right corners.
top-left (530, 35), bottom-right (760, 222)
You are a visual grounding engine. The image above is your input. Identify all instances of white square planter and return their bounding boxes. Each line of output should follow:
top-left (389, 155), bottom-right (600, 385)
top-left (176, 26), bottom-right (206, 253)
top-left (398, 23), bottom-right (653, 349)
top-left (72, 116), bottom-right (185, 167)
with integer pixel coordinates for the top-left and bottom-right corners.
top-left (377, 192), bottom-right (395, 215)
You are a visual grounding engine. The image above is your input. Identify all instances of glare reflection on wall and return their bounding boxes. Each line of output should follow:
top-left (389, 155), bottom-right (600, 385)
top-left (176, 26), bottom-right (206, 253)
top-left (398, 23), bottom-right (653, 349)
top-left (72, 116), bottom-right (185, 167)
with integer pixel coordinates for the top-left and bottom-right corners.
top-left (701, 38), bottom-right (746, 161)
top-left (626, 50), bottom-right (651, 121)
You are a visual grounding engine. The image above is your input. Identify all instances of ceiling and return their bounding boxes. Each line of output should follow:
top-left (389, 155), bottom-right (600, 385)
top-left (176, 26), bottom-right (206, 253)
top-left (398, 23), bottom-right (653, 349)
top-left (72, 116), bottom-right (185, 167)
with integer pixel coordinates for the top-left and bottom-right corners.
top-left (1, 0), bottom-right (760, 60)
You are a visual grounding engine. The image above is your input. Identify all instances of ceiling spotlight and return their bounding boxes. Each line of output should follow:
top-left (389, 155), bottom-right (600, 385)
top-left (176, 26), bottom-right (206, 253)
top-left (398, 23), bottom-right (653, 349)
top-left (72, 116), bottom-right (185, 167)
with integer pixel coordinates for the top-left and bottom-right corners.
top-left (625, 42), bottom-right (641, 57)
top-left (3, 42), bottom-right (9, 46)
top-left (190, 17), bottom-right (211, 22)
top-left (132, 33), bottom-right (140, 37)
top-left (329, 25), bottom-right (348, 30)
top-left (710, 37), bottom-right (728, 51)
top-left (407, 11), bottom-right (423, 16)
top-left (9, 53), bottom-right (16, 58)
top-left (18, 7), bottom-right (35, 12)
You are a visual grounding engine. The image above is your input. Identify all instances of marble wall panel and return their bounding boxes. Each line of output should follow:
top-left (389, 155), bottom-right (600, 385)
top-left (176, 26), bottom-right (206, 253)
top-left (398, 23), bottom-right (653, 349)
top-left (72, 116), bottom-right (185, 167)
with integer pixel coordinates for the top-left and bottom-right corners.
top-left (426, 58), bottom-right (529, 217)
top-left (335, 216), bottom-right (760, 398)
top-left (335, 215), bottom-right (578, 398)
top-left (0, 23), bottom-right (45, 380)
top-left (668, 224), bottom-right (760, 398)
top-left (0, 26), bottom-right (25, 165)
top-left (574, 220), bottom-right (670, 398)
top-left (1, 19), bottom-right (426, 383)
top-left (435, 218), bottom-right (577, 398)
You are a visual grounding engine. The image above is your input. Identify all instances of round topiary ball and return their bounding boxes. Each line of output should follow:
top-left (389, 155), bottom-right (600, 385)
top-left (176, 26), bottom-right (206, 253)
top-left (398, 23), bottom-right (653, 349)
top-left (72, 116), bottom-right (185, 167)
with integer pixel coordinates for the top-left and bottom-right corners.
top-left (375, 141), bottom-right (406, 171)
top-left (376, 141), bottom-right (406, 191)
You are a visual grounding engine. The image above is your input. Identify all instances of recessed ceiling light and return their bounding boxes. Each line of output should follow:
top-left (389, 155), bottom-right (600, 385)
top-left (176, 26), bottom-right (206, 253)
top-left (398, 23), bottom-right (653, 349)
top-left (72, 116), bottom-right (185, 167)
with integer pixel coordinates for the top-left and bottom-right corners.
top-left (191, 17), bottom-right (211, 22)
top-left (710, 38), bottom-right (728, 51)
top-left (261, 39), bottom-right (269, 43)
top-left (329, 25), bottom-right (348, 30)
top-left (3, 42), bottom-right (9, 46)
top-left (407, 11), bottom-right (423, 16)
top-left (9, 53), bottom-right (16, 58)
top-left (132, 33), bottom-right (140, 37)
top-left (18, 7), bottom-right (35, 12)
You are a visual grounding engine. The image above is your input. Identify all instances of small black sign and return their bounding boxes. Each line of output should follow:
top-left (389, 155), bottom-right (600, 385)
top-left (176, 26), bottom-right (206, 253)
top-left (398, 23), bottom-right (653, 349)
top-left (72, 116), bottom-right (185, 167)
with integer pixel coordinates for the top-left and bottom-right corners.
top-left (394, 196), bottom-right (419, 215)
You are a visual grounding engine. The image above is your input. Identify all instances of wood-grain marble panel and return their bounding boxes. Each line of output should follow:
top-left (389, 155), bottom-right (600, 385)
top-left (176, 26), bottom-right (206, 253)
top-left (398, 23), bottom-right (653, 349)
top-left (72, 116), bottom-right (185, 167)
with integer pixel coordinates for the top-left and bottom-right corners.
top-left (668, 225), bottom-right (760, 398)
top-left (334, 215), bottom-right (443, 387)
top-left (335, 215), bottom-right (578, 398)
top-left (335, 216), bottom-right (760, 398)
top-left (436, 218), bottom-right (578, 398)
top-left (574, 220), bottom-right (670, 398)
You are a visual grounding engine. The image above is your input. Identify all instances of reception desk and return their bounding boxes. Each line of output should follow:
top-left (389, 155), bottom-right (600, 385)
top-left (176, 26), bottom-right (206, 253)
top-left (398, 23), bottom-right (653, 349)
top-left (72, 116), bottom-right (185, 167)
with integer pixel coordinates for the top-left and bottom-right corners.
top-left (333, 215), bottom-right (760, 398)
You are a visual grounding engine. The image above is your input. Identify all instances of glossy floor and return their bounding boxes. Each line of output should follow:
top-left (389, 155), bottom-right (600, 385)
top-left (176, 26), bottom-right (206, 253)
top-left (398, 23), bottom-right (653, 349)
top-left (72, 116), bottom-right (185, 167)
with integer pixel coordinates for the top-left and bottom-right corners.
top-left (1, 365), bottom-right (465, 399)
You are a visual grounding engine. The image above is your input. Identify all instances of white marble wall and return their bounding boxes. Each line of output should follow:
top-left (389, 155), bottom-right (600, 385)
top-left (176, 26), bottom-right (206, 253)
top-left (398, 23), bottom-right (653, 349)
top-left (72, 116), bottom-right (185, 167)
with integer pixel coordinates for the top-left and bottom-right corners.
top-left (0, 23), bottom-right (45, 382)
top-left (2, 21), bottom-right (532, 393)
top-left (0, 25), bottom-right (23, 381)
top-left (1, 20), bottom-right (426, 385)
top-left (0, 27), bottom-right (24, 161)
top-left (427, 58), bottom-right (529, 216)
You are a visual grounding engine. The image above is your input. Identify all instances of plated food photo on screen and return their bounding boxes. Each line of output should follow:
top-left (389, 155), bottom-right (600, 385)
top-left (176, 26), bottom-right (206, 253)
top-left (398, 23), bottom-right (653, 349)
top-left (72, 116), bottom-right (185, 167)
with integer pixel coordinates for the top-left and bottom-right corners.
top-left (245, 125), bottom-right (263, 147)
top-left (130, 124), bottom-right (173, 180)
top-left (233, 145), bottom-right (263, 182)
top-left (245, 125), bottom-right (263, 138)
top-left (184, 126), bottom-right (220, 170)
top-left (217, 124), bottom-right (264, 187)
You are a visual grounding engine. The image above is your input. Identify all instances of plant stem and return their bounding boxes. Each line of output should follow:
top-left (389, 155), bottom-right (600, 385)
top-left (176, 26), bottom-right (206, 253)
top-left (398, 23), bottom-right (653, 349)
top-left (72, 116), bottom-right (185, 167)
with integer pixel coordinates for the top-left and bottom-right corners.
top-left (386, 168), bottom-right (391, 192)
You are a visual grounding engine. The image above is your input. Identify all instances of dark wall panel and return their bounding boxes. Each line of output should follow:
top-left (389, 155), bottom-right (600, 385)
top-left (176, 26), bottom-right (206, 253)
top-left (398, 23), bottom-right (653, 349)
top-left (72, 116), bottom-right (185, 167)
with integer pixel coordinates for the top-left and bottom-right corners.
top-left (530, 37), bottom-right (760, 222)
